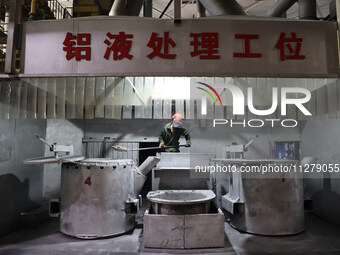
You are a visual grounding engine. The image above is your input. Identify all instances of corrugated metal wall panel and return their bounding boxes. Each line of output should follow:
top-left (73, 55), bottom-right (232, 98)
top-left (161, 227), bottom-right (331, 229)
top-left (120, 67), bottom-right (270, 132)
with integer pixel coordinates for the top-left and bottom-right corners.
top-left (122, 77), bottom-right (135, 119)
top-left (56, 78), bottom-right (66, 119)
top-left (246, 78), bottom-right (257, 120)
top-left (175, 99), bottom-right (184, 118)
top-left (143, 77), bottom-right (154, 119)
top-left (316, 83), bottom-right (328, 120)
top-left (0, 80), bottom-right (11, 119)
top-left (264, 78), bottom-right (277, 120)
top-left (47, 78), bottom-right (57, 119)
top-left (0, 77), bottom-right (339, 121)
top-left (277, 78), bottom-right (297, 120)
top-left (185, 99), bottom-right (193, 119)
top-left (160, 77), bottom-right (173, 119)
top-left (27, 78), bottom-right (38, 119)
top-left (37, 78), bottom-right (47, 119)
top-left (85, 77), bottom-right (95, 119)
top-left (298, 79), bottom-right (308, 121)
top-left (9, 80), bottom-right (20, 119)
top-left (194, 77), bottom-right (205, 120)
top-left (19, 80), bottom-right (28, 119)
top-left (66, 77), bottom-right (76, 119)
top-left (309, 90), bottom-right (317, 120)
top-left (104, 77), bottom-right (115, 119)
top-left (113, 77), bottom-right (124, 119)
top-left (327, 79), bottom-right (338, 119)
top-left (204, 77), bottom-right (215, 120)
top-left (153, 77), bottom-right (163, 119)
top-left (75, 77), bottom-right (85, 119)
top-left (305, 79), bottom-right (317, 120)
top-left (234, 77), bottom-right (247, 121)
top-left (163, 99), bottom-right (172, 119)
top-left (214, 77), bottom-right (225, 119)
top-left (95, 77), bottom-right (105, 118)
top-left (134, 77), bottom-right (145, 119)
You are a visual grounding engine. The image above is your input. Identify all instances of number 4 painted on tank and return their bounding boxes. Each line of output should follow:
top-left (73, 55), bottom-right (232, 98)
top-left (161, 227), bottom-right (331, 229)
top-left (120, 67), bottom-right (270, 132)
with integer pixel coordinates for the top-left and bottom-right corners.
top-left (85, 177), bottom-right (92, 186)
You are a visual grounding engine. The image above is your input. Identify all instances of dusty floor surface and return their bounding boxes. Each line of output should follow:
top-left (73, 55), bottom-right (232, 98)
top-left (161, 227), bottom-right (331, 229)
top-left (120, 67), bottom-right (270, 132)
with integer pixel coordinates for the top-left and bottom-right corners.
top-left (0, 213), bottom-right (340, 255)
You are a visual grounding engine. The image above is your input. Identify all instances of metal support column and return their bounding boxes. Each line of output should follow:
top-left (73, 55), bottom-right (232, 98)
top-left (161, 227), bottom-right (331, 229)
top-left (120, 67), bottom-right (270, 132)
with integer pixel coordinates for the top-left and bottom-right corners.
top-left (5, 0), bottom-right (21, 74)
top-left (336, 0), bottom-right (340, 73)
top-left (267, 0), bottom-right (296, 17)
top-left (143, 0), bottom-right (153, 17)
top-left (174, 0), bottom-right (181, 21)
top-left (196, 0), bottom-right (206, 18)
top-left (298, 0), bottom-right (317, 19)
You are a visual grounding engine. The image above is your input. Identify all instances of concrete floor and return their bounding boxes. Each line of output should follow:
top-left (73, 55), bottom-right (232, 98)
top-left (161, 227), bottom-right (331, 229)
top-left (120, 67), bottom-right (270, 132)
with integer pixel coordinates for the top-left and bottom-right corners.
top-left (0, 213), bottom-right (340, 255)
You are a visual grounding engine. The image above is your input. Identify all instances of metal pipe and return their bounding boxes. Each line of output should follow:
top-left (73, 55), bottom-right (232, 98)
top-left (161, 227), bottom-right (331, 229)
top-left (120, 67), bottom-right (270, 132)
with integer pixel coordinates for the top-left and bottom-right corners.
top-left (159, 0), bottom-right (173, 18)
top-left (29, 0), bottom-right (37, 20)
top-left (143, 0), bottom-right (152, 17)
top-left (109, 0), bottom-right (145, 16)
top-left (196, 0), bottom-right (206, 18)
top-left (139, 156), bottom-right (160, 176)
top-left (174, 0), bottom-right (181, 20)
top-left (267, 0), bottom-right (296, 17)
top-left (199, 0), bottom-right (246, 16)
top-left (5, 0), bottom-right (20, 74)
top-left (298, 0), bottom-right (317, 20)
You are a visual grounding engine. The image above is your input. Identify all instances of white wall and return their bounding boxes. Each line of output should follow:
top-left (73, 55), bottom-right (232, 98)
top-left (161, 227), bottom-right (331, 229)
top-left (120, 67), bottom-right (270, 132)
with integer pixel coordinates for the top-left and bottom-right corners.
top-left (0, 120), bottom-right (46, 237)
top-left (43, 119), bottom-right (84, 199)
top-left (301, 119), bottom-right (340, 224)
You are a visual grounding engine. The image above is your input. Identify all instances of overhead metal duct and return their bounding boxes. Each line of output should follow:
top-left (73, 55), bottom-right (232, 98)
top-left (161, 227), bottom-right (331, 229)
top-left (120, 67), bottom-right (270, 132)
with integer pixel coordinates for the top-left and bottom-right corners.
top-left (199, 0), bottom-right (246, 16)
top-left (267, 0), bottom-right (296, 17)
top-left (109, 0), bottom-right (144, 16)
top-left (196, 0), bottom-right (206, 18)
top-left (298, 0), bottom-right (317, 20)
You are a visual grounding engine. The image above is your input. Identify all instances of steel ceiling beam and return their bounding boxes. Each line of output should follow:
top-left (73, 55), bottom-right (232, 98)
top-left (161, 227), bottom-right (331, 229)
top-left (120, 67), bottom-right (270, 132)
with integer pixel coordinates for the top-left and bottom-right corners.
top-left (298, 0), bottom-right (317, 19)
top-left (109, 0), bottom-right (144, 16)
top-left (267, 0), bottom-right (297, 17)
top-left (199, 0), bottom-right (246, 16)
top-left (159, 0), bottom-right (173, 18)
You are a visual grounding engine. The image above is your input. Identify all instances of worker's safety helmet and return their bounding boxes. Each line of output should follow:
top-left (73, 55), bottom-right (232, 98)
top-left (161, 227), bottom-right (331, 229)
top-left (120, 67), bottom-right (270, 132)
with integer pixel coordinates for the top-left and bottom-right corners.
top-left (172, 113), bottom-right (183, 128)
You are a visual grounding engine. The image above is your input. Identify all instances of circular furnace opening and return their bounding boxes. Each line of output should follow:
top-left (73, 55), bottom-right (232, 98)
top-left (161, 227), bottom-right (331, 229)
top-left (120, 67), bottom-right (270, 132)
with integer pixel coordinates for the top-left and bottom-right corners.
top-left (147, 190), bottom-right (216, 215)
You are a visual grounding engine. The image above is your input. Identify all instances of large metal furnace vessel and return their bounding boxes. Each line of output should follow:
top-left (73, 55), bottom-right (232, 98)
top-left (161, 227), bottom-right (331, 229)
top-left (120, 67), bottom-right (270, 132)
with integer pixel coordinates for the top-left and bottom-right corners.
top-left (213, 159), bottom-right (304, 235)
top-left (24, 137), bottom-right (160, 239)
top-left (60, 159), bottom-right (136, 238)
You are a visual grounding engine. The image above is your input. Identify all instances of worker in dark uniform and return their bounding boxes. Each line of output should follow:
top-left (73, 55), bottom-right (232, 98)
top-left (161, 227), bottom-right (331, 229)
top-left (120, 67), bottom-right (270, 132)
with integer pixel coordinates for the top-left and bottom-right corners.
top-left (159, 113), bottom-right (191, 152)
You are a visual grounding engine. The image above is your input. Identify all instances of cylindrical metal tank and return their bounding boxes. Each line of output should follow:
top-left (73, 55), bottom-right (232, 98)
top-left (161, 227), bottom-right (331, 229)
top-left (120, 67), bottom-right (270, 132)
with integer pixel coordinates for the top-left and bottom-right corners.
top-left (60, 159), bottom-right (136, 239)
top-left (214, 159), bottom-right (304, 235)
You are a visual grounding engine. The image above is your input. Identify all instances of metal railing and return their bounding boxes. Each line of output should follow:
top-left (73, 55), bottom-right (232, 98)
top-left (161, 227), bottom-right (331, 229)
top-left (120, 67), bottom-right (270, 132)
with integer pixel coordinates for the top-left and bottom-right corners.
top-left (48, 0), bottom-right (72, 19)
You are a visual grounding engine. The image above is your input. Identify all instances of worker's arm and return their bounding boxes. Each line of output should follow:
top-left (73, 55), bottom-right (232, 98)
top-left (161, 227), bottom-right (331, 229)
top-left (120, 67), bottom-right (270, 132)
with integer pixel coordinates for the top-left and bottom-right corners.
top-left (159, 129), bottom-right (166, 147)
top-left (183, 128), bottom-right (191, 146)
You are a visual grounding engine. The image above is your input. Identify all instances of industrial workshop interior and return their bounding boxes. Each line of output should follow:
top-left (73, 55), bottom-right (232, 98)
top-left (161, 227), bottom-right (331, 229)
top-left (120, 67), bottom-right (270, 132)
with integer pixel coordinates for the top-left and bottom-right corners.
top-left (1, 0), bottom-right (340, 254)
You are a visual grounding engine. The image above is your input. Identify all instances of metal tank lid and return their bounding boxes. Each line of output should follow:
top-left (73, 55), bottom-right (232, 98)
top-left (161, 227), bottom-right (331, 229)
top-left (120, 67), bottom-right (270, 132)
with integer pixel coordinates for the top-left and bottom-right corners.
top-left (66, 158), bottom-right (136, 167)
top-left (147, 190), bottom-right (216, 205)
top-left (212, 159), bottom-right (298, 165)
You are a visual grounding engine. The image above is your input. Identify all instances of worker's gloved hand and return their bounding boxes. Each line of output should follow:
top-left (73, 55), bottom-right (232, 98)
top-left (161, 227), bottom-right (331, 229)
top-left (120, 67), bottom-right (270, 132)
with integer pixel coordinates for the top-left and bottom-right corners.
top-left (159, 142), bottom-right (165, 148)
top-left (185, 142), bottom-right (191, 147)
